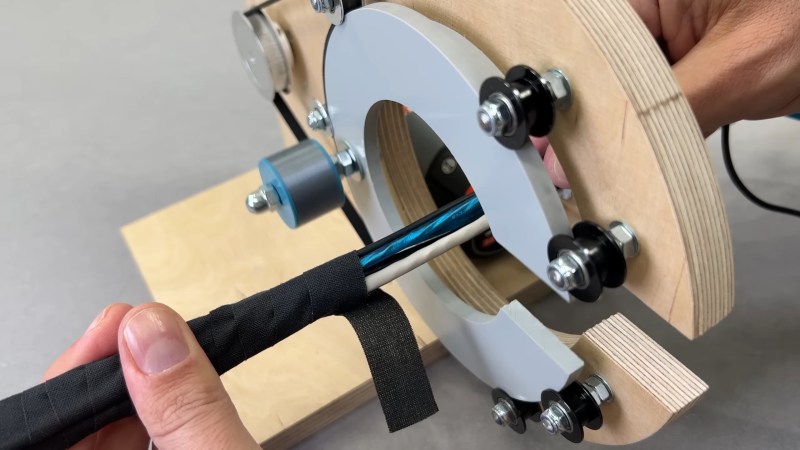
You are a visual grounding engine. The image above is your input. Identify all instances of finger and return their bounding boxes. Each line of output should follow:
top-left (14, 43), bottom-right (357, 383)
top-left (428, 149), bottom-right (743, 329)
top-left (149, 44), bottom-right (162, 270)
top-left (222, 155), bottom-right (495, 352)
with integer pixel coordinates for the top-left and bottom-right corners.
top-left (43, 303), bottom-right (149, 450)
top-left (530, 136), bottom-right (550, 157)
top-left (627, 0), bottom-right (662, 38)
top-left (543, 144), bottom-right (570, 188)
top-left (43, 303), bottom-right (133, 381)
top-left (119, 303), bottom-right (260, 450)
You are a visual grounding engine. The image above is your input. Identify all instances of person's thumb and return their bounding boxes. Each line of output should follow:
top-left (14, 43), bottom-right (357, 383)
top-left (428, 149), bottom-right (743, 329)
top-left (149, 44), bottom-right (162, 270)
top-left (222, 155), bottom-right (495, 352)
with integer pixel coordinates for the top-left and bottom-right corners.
top-left (118, 303), bottom-right (260, 450)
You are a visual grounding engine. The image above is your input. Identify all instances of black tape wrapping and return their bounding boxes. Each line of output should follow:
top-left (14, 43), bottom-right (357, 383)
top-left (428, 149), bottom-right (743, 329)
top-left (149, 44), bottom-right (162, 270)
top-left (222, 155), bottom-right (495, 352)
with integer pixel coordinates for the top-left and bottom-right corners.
top-left (0, 251), bottom-right (438, 449)
top-left (0, 253), bottom-right (367, 450)
top-left (344, 290), bottom-right (438, 432)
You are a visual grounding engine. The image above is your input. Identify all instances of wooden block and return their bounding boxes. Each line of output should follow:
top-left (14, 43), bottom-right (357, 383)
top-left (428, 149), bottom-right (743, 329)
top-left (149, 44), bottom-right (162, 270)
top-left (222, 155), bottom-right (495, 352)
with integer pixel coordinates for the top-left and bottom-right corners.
top-left (122, 170), bottom-right (446, 449)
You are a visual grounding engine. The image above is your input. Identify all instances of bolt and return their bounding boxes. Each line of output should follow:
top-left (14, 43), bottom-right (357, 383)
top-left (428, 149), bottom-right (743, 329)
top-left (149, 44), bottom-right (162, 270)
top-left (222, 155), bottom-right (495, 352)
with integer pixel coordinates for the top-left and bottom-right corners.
top-left (334, 143), bottom-right (362, 181)
top-left (309, 0), bottom-right (332, 13)
top-left (608, 221), bottom-right (640, 259)
top-left (491, 399), bottom-right (518, 427)
top-left (246, 185), bottom-right (280, 214)
top-left (583, 375), bottom-right (613, 405)
top-left (540, 401), bottom-right (573, 436)
top-left (307, 100), bottom-right (330, 132)
top-left (547, 250), bottom-right (589, 291)
top-left (441, 157), bottom-right (457, 175)
top-left (477, 92), bottom-right (517, 137)
top-left (540, 68), bottom-right (573, 111)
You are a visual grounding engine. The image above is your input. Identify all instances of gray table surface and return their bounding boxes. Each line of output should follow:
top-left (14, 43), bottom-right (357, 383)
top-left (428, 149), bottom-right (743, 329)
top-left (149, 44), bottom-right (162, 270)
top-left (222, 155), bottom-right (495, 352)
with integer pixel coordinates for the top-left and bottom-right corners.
top-left (1, 1), bottom-right (799, 449)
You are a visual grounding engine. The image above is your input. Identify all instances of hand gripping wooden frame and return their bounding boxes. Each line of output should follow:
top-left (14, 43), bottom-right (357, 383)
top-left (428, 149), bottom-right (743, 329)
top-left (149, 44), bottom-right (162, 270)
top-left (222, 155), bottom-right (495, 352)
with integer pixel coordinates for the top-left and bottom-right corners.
top-left (242, 0), bottom-right (734, 444)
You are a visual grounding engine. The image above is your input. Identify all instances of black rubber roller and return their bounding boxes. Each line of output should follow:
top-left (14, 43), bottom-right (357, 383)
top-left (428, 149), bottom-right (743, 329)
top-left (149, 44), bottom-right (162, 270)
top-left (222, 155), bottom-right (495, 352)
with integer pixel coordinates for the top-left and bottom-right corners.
top-left (547, 221), bottom-right (628, 303)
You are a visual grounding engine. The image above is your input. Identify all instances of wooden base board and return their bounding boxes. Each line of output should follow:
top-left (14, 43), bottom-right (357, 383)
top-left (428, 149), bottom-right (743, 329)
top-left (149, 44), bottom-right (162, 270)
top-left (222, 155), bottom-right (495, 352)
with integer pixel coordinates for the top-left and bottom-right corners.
top-left (122, 170), bottom-right (447, 449)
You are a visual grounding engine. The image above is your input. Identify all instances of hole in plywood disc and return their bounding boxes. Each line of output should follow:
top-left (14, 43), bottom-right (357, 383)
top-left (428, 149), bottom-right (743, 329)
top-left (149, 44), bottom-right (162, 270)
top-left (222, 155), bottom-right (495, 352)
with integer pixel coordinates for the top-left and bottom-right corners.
top-left (376, 101), bottom-right (549, 314)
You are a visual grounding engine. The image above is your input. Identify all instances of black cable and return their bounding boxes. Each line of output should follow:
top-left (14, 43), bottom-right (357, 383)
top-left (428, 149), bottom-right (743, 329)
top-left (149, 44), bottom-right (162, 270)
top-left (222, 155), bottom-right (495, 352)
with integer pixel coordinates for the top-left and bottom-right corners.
top-left (356, 193), bottom-right (478, 259)
top-left (721, 124), bottom-right (800, 218)
top-left (362, 233), bottom-right (455, 276)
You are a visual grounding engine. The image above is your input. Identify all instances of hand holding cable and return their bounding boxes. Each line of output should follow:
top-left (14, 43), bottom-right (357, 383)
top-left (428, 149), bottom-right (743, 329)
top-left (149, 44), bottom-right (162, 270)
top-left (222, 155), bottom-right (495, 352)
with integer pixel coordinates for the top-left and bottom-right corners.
top-left (0, 196), bottom-right (488, 450)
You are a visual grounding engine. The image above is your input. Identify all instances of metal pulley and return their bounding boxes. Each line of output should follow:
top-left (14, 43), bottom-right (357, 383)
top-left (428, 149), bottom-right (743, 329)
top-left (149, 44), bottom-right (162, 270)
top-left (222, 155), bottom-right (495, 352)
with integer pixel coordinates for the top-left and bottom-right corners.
top-left (232, 7), bottom-right (293, 97)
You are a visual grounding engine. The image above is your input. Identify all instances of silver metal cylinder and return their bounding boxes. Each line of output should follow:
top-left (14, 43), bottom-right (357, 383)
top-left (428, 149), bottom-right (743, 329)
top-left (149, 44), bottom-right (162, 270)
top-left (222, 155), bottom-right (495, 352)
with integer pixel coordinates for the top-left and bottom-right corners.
top-left (232, 10), bottom-right (294, 97)
top-left (258, 140), bottom-right (345, 229)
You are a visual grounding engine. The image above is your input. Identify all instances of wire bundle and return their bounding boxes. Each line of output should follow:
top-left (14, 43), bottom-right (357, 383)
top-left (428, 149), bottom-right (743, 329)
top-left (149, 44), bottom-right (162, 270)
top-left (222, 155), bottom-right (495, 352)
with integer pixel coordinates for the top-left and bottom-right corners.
top-left (357, 194), bottom-right (490, 290)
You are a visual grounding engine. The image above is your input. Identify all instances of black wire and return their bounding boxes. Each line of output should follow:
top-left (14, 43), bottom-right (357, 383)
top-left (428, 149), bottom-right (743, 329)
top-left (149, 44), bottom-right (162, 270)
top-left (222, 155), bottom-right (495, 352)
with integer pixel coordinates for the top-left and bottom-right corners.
top-left (356, 193), bottom-right (478, 258)
top-left (721, 124), bottom-right (800, 218)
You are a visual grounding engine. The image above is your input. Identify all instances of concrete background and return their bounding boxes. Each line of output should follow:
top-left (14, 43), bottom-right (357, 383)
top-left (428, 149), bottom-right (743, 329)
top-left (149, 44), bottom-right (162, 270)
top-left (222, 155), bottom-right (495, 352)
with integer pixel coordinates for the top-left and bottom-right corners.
top-left (1, 1), bottom-right (799, 449)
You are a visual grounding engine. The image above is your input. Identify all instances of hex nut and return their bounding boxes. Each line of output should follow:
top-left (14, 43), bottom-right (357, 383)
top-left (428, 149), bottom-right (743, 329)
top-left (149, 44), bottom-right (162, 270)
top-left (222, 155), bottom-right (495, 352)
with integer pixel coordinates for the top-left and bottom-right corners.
top-left (541, 69), bottom-right (572, 111)
top-left (334, 145), bottom-right (362, 181)
top-left (584, 375), bottom-right (613, 405)
top-left (491, 399), bottom-right (518, 427)
top-left (609, 221), bottom-right (640, 259)
top-left (540, 401), bottom-right (573, 435)
top-left (547, 250), bottom-right (589, 291)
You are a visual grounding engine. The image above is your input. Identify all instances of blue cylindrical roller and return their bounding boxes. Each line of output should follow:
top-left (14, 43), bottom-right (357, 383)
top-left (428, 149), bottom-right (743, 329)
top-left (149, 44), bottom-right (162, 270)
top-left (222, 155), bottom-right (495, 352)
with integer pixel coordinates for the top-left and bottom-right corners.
top-left (258, 139), bottom-right (345, 228)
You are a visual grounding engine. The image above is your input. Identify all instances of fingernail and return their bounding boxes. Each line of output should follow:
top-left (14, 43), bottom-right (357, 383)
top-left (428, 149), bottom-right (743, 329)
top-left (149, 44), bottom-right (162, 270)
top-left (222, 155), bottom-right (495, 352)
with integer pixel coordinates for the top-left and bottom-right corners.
top-left (124, 308), bottom-right (190, 375)
top-left (86, 306), bottom-right (111, 333)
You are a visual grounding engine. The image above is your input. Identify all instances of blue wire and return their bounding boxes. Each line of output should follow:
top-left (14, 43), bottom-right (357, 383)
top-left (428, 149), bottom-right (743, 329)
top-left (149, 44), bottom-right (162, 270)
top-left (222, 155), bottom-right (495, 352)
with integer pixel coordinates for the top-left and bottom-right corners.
top-left (360, 196), bottom-right (484, 271)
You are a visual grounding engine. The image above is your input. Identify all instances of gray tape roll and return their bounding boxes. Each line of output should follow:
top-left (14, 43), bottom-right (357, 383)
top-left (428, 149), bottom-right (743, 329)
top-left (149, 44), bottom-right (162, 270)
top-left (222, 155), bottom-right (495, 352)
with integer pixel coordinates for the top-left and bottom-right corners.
top-left (259, 140), bottom-right (345, 228)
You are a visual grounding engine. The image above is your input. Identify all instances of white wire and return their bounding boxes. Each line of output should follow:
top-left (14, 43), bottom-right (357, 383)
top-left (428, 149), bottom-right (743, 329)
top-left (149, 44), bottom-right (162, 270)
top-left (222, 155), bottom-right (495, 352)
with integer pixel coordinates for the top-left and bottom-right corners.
top-left (365, 215), bottom-right (490, 291)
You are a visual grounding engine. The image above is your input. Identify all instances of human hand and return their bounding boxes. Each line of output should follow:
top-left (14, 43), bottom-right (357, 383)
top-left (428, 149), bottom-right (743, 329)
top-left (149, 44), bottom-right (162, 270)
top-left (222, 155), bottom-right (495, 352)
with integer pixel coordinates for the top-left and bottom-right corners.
top-left (45, 303), bottom-right (260, 450)
top-left (540, 0), bottom-right (800, 187)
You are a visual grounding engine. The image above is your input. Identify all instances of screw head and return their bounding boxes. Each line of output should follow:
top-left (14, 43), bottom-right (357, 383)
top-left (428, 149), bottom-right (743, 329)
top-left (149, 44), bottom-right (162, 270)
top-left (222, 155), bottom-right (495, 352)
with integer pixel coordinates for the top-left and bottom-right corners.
top-left (441, 157), bottom-right (457, 175)
top-left (540, 401), bottom-right (573, 436)
top-left (540, 414), bottom-right (558, 435)
top-left (246, 185), bottom-right (280, 214)
top-left (307, 109), bottom-right (326, 130)
top-left (491, 399), bottom-right (518, 427)
top-left (547, 250), bottom-right (588, 291)
top-left (307, 100), bottom-right (331, 132)
top-left (309, 0), bottom-right (331, 13)
top-left (477, 93), bottom-right (516, 136)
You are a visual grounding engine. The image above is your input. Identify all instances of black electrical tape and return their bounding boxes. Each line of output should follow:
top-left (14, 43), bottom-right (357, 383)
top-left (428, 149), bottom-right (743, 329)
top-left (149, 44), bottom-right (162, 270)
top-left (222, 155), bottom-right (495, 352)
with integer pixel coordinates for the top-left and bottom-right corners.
top-left (344, 290), bottom-right (438, 431)
top-left (0, 252), bottom-right (367, 450)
